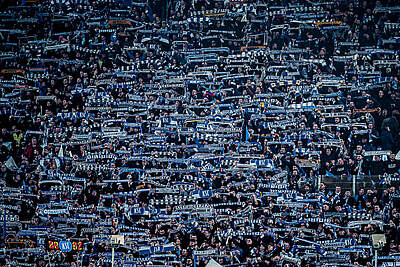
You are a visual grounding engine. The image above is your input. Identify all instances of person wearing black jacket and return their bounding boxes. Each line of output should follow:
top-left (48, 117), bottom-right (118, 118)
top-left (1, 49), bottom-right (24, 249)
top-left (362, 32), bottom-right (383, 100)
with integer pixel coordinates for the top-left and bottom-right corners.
top-left (381, 126), bottom-right (395, 151)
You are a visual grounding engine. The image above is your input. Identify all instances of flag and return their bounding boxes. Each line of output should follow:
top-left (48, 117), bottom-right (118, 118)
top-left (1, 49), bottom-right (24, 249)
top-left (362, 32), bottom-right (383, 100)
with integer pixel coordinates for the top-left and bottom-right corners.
top-left (4, 156), bottom-right (17, 170)
top-left (206, 258), bottom-right (222, 267)
top-left (325, 170), bottom-right (336, 177)
top-left (58, 145), bottom-right (64, 158)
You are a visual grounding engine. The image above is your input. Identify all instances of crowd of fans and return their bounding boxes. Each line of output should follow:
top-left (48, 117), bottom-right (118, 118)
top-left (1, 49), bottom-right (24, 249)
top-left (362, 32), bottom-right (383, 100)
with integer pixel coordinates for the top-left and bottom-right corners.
top-left (1, 0), bottom-right (400, 266)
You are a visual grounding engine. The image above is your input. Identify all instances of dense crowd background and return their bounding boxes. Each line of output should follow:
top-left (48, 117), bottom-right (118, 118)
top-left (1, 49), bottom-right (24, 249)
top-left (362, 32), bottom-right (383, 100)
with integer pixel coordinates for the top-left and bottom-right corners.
top-left (1, 0), bottom-right (400, 266)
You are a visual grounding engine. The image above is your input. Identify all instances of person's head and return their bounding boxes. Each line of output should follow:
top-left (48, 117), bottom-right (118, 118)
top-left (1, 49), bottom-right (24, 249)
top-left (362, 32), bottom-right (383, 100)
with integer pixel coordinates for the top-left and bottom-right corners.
top-left (335, 186), bottom-right (341, 194)
top-left (326, 148), bottom-right (331, 155)
top-left (320, 183), bottom-right (326, 191)
top-left (0, 165), bottom-right (6, 173)
top-left (304, 184), bottom-right (310, 192)
top-left (359, 188), bottom-right (365, 195)
top-left (356, 145), bottom-right (362, 152)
